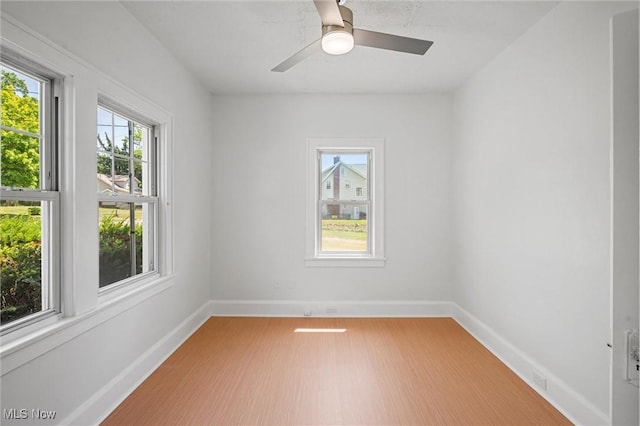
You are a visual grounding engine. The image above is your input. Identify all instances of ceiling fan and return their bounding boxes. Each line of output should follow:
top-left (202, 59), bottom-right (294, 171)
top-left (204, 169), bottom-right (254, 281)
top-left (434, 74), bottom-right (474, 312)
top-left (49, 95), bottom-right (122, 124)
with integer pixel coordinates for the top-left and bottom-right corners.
top-left (271, 0), bottom-right (433, 72)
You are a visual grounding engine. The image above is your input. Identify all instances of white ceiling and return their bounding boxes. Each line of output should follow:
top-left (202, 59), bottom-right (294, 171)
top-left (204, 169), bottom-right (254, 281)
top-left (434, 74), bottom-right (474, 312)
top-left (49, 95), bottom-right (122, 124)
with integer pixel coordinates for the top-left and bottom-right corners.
top-left (123, 1), bottom-right (558, 94)
top-left (120, 0), bottom-right (559, 94)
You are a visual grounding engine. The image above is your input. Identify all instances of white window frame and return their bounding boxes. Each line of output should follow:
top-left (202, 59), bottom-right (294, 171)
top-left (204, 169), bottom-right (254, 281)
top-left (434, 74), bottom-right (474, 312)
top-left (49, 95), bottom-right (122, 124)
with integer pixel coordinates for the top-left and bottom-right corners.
top-left (0, 53), bottom-right (62, 334)
top-left (94, 80), bottom-right (174, 310)
top-left (96, 99), bottom-right (161, 294)
top-left (0, 17), bottom-right (176, 368)
top-left (305, 138), bottom-right (385, 267)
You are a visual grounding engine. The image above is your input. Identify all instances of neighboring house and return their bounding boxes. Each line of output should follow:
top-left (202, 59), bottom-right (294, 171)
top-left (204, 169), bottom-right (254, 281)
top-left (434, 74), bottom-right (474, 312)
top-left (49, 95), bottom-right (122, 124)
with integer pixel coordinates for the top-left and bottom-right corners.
top-left (97, 173), bottom-right (141, 208)
top-left (321, 157), bottom-right (368, 220)
top-left (97, 173), bottom-right (140, 195)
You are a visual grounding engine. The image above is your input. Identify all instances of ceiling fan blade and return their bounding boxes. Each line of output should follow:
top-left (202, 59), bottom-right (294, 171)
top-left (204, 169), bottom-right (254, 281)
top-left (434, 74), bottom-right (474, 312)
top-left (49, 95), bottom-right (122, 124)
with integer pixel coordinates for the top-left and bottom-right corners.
top-left (353, 29), bottom-right (433, 55)
top-left (313, 0), bottom-right (344, 26)
top-left (271, 39), bottom-right (322, 72)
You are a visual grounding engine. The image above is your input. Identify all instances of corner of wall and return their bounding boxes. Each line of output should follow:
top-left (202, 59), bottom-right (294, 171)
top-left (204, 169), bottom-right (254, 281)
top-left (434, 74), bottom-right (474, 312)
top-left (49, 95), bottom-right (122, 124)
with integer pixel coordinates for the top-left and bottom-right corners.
top-left (63, 300), bottom-right (213, 425)
top-left (452, 304), bottom-right (609, 425)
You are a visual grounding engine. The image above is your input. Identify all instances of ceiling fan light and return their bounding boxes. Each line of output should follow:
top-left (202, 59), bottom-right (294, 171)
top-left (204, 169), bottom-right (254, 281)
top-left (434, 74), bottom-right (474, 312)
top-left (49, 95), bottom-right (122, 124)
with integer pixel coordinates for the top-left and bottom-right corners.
top-left (322, 30), bottom-right (354, 55)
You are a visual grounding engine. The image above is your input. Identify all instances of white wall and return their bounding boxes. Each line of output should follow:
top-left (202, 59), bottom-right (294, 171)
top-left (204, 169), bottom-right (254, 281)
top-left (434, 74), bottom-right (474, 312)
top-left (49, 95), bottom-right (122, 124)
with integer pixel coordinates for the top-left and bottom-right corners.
top-left (210, 94), bottom-right (452, 309)
top-left (0, 2), bottom-right (212, 424)
top-left (610, 9), bottom-right (639, 425)
top-left (2, 1), bottom-right (636, 425)
top-left (452, 1), bottom-right (638, 423)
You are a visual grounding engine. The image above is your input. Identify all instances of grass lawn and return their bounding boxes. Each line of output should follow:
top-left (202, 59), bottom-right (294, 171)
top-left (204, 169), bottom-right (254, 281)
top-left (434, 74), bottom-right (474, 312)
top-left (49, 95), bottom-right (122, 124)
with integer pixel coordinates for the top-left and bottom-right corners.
top-left (0, 205), bottom-right (37, 215)
top-left (0, 204), bottom-right (143, 223)
top-left (99, 206), bottom-right (144, 223)
top-left (321, 219), bottom-right (368, 251)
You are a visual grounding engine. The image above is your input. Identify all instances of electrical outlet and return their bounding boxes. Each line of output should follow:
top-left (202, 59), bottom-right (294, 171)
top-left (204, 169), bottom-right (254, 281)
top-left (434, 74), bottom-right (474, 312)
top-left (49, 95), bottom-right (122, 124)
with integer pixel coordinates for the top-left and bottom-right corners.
top-left (274, 281), bottom-right (281, 289)
top-left (532, 371), bottom-right (547, 390)
top-left (326, 305), bottom-right (338, 314)
top-left (303, 309), bottom-right (312, 317)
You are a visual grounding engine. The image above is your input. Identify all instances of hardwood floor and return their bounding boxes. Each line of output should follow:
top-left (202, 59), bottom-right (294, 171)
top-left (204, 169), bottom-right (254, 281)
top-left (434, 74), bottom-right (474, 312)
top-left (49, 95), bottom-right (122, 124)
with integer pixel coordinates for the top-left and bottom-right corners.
top-left (102, 317), bottom-right (571, 425)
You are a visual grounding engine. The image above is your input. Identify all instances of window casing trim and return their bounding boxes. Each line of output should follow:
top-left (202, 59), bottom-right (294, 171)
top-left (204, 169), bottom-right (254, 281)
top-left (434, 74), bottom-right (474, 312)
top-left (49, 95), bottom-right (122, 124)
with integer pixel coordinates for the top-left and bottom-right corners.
top-left (305, 138), bottom-right (385, 267)
top-left (96, 101), bottom-right (159, 291)
top-left (1, 273), bottom-right (174, 375)
top-left (95, 89), bottom-right (173, 301)
top-left (1, 54), bottom-right (62, 334)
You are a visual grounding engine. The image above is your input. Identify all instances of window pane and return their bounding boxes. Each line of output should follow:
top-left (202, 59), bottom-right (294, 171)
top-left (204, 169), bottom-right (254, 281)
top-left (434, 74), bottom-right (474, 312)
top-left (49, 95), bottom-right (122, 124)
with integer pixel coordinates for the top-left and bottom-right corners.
top-left (1, 66), bottom-right (41, 135)
top-left (99, 201), bottom-right (146, 287)
top-left (320, 203), bottom-right (368, 252)
top-left (0, 130), bottom-right (40, 189)
top-left (133, 159), bottom-right (143, 194)
top-left (113, 125), bottom-right (130, 156)
top-left (97, 155), bottom-right (134, 195)
top-left (97, 152), bottom-right (112, 189)
top-left (97, 106), bottom-right (153, 197)
top-left (97, 105), bottom-right (156, 290)
top-left (1, 66), bottom-right (43, 190)
top-left (97, 108), bottom-right (129, 154)
top-left (0, 200), bottom-right (45, 325)
top-left (320, 153), bottom-right (368, 201)
top-left (97, 107), bottom-right (113, 127)
top-left (1, 58), bottom-right (59, 331)
top-left (97, 125), bottom-right (113, 152)
top-left (133, 124), bottom-right (147, 154)
top-left (96, 109), bottom-right (129, 173)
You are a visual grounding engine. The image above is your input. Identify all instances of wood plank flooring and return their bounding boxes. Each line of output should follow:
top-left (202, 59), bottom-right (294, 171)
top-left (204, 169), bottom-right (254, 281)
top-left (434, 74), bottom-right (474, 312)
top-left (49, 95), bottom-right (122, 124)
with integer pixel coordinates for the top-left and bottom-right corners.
top-left (102, 317), bottom-right (571, 425)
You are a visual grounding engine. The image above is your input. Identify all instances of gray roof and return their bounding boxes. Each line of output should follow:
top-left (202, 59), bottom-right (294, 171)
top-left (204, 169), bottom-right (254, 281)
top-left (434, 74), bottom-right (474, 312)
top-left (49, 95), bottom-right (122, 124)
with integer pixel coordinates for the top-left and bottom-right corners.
top-left (321, 162), bottom-right (367, 183)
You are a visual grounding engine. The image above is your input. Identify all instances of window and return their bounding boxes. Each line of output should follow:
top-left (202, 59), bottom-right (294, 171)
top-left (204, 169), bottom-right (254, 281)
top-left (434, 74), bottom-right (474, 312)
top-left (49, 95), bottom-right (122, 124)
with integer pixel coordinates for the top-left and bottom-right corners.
top-left (1, 56), bottom-right (60, 330)
top-left (97, 104), bottom-right (157, 289)
top-left (319, 153), bottom-right (369, 252)
top-left (306, 138), bottom-right (385, 267)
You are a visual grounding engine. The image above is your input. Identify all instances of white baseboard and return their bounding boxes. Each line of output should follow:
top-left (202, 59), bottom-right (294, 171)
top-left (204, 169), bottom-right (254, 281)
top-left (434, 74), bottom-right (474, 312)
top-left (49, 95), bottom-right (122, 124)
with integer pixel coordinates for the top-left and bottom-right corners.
top-left (210, 299), bottom-right (455, 317)
top-left (58, 299), bottom-right (607, 426)
top-left (452, 305), bottom-right (609, 426)
top-left (61, 300), bottom-right (213, 426)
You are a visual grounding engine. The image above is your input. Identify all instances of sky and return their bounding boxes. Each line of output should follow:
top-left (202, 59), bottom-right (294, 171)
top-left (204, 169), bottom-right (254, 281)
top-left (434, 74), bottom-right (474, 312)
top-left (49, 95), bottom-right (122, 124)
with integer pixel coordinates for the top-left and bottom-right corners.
top-left (1, 65), bottom-right (40, 99)
top-left (320, 153), bottom-right (367, 171)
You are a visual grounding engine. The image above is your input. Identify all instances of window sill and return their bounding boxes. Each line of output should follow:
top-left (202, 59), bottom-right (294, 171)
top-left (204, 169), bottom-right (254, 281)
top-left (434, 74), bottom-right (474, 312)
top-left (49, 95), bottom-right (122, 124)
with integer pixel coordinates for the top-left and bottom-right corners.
top-left (0, 274), bottom-right (174, 375)
top-left (304, 257), bottom-right (386, 268)
top-left (98, 271), bottom-right (161, 302)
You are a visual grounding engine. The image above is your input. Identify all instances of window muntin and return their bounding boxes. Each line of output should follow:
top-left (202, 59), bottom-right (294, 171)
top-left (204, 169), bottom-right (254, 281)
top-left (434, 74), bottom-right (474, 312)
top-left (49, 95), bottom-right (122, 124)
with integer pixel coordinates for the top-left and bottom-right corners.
top-left (318, 152), bottom-right (370, 254)
top-left (97, 105), bottom-right (157, 289)
top-left (1, 59), bottom-right (59, 329)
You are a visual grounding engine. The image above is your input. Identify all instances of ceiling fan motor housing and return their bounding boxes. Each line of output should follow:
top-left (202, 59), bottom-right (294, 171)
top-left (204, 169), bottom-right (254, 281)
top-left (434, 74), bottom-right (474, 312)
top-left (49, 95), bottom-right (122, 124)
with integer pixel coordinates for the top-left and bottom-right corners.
top-left (322, 5), bottom-right (353, 36)
top-left (271, 1), bottom-right (433, 72)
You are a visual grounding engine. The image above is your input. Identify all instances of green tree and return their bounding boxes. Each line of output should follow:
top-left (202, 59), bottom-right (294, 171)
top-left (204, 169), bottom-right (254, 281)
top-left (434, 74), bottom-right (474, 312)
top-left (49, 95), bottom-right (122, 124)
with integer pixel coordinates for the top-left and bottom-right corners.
top-left (1, 72), bottom-right (29, 95)
top-left (97, 132), bottom-right (128, 176)
top-left (97, 126), bottom-right (143, 183)
top-left (1, 70), bottom-right (40, 188)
